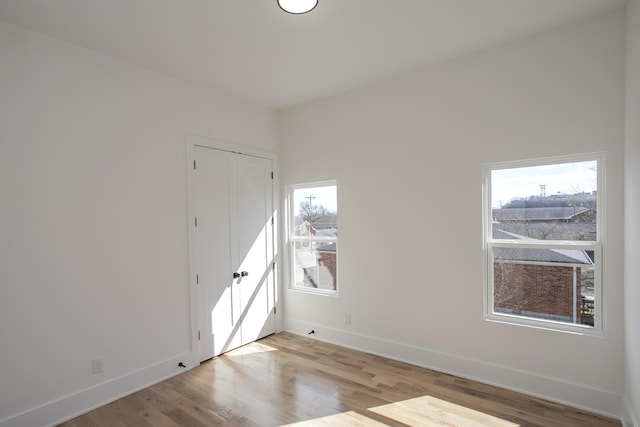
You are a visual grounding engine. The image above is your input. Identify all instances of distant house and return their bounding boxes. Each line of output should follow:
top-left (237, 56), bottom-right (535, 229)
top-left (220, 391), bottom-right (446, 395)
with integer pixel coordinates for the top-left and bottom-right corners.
top-left (294, 221), bottom-right (337, 245)
top-left (492, 206), bottom-right (593, 222)
top-left (294, 220), bottom-right (317, 250)
top-left (492, 206), bottom-right (596, 241)
top-left (295, 220), bottom-right (317, 236)
top-left (492, 229), bottom-right (594, 325)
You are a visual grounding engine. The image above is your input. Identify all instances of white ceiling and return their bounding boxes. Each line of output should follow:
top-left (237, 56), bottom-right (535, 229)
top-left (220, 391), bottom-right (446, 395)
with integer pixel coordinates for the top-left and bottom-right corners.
top-left (0, 0), bottom-right (626, 110)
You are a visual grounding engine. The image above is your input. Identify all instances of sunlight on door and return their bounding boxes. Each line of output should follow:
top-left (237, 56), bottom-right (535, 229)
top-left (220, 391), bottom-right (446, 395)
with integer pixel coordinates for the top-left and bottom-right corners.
top-left (215, 221), bottom-right (276, 354)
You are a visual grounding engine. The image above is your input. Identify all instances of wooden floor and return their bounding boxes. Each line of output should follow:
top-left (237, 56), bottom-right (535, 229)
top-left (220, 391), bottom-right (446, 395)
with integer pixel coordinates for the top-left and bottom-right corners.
top-left (58, 332), bottom-right (621, 427)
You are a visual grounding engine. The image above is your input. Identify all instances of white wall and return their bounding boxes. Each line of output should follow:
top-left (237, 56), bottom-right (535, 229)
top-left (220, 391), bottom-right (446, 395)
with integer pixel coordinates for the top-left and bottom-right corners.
top-left (0, 20), bottom-right (277, 426)
top-left (625, 0), bottom-right (640, 425)
top-left (280, 8), bottom-right (626, 417)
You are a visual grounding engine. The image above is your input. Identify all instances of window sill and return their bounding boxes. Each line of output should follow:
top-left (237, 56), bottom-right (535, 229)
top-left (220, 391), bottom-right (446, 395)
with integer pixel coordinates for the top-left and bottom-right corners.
top-left (288, 286), bottom-right (339, 297)
top-left (484, 312), bottom-right (604, 337)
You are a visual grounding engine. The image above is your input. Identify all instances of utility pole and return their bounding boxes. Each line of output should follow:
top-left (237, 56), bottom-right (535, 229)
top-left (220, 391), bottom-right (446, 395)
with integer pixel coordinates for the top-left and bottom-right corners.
top-left (539, 184), bottom-right (546, 197)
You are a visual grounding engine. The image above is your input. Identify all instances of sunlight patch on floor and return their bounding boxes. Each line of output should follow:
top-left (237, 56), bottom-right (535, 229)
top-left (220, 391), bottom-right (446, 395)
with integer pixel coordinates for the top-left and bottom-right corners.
top-left (280, 395), bottom-right (521, 426)
top-left (281, 410), bottom-right (387, 426)
top-left (369, 395), bottom-right (521, 427)
top-left (225, 341), bottom-right (278, 356)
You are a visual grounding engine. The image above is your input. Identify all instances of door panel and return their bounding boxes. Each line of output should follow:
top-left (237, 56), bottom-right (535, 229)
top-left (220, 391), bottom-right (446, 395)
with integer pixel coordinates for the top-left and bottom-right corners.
top-left (237, 155), bottom-right (275, 343)
top-left (194, 147), bottom-right (239, 360)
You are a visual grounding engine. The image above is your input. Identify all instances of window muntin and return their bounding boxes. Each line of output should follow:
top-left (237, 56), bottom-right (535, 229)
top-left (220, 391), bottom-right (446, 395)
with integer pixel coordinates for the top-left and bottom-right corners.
top-left (484, 155), bottom-right (602, 332)
top-left (288, 181), bottom-right (338, 292)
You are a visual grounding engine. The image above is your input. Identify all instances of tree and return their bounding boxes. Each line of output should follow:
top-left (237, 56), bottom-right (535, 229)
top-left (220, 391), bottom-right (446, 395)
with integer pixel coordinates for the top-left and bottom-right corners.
top-left (299, 200), bottom-right (328, 226)
top-left (502, 192), bottom-right (596, 209)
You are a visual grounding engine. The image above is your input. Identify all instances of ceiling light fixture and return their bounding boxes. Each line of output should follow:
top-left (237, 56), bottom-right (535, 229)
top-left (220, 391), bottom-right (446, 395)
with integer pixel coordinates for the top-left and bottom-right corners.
top-left (277, 0), bottom-right (318, 14)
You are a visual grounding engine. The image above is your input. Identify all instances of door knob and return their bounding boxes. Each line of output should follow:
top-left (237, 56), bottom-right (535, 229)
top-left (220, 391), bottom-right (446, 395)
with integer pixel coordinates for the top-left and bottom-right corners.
top-left (241, 271), bottom-right (249, 277)
top-left (233, 272), bottom-right (241, 279)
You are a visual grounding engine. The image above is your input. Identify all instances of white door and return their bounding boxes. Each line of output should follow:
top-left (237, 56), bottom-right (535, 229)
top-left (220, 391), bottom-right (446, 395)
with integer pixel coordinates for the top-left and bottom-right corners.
top-left (191, 145), bottom-right (275, 362)
top-left (236, 154), bottom-right (276, 344)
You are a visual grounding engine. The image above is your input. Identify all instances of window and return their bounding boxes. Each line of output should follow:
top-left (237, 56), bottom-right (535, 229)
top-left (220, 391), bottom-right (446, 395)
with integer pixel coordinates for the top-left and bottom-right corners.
top-left (483, 154), bottom-right (602, 333)
top-left (287, 181), bottom-right (338, 293)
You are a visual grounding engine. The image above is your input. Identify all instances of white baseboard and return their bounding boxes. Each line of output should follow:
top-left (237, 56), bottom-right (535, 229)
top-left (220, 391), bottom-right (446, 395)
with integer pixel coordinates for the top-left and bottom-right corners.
top-left (0, 353), bottom-right (194, 427)
top-left (284, 318), bottom-right (622, 420)
top-left (622, 394), bottom-right (639, 427)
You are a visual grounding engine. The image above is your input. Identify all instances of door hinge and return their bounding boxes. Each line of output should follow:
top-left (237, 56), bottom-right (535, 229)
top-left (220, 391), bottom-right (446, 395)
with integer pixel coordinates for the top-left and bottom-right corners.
top-left (194, 160), bottom-right (196, 170)
top-left (196, 274), bottom-right (199, 284)
top-left (271, 217), bottom-right (274, 225)
top-left (198, 330), bottom-right (201, 340)
top-left (271, 171), bottom-right (274, 179)
top-left (195, 217), bottom-right (198, 227)
top-left (273, 307), bottom-right (277, 315)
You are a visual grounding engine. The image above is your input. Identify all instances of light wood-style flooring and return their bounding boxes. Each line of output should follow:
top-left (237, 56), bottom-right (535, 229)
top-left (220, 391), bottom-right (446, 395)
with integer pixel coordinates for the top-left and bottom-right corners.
top-left (58, 332), bottom-right (621, 427)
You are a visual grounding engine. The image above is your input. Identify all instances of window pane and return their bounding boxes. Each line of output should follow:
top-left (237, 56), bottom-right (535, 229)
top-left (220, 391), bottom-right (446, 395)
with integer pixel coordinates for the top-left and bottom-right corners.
top-left (293, 241), bottom-right (337, 290)
top-left (491, 161), bottom-right (597, 241)
top-left (293, 185), bottom-right (338, 233)
top-left (492, 248), bottom-right (595, 326)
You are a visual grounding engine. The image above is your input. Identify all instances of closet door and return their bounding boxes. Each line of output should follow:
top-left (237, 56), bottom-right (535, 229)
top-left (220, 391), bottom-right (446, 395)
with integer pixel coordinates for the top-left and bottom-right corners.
top-left (236, 154), bottom-right (276, 344)
top-left (191, 144), bottom-right (275, 362)
top-left (193, 146), bottom-right (238, 361)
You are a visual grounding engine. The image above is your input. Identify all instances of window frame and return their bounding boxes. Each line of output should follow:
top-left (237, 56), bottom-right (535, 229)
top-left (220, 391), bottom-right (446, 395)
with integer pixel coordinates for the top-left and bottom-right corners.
top-left (482, 153), bottom-right (604, 335)
top-left (286, 180), bottom-right (338, 295)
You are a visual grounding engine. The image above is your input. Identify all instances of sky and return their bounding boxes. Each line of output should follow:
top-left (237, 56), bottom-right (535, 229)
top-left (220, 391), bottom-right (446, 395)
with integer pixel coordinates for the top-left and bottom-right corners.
top-left (293, 184), bottom-right (337, 214)
top-left (491, 160), bottom-right (597, 208)
top-left (289, 161), bottom-right (597, 212)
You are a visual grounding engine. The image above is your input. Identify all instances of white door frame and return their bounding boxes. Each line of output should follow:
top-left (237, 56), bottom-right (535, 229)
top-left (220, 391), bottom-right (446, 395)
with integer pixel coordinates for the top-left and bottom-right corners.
top-left (185, 134), bottom-right (280, 364)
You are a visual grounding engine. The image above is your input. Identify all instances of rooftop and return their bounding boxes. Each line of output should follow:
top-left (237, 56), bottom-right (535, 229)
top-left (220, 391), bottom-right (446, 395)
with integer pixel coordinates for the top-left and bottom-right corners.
top-left (493, 207), bottom-right (591, 221)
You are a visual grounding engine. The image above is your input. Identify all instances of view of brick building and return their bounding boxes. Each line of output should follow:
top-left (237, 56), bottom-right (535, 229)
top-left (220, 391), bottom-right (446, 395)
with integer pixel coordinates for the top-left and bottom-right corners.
top-left (491, 206), bottom-right (596, 326)
top-left (293, 220), bottom-right (338, 290)
top-left (492, 232), bottom-right (593, 324)
top-left (316, 243), bottom-right (337, 289)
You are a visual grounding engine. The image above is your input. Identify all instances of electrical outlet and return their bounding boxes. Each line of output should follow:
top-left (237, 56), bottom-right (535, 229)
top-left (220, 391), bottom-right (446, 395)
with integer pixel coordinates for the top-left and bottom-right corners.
top-left (92, 358), bottom-right (104, 374)
top-left (345, 314), bottom-right (351, 325)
